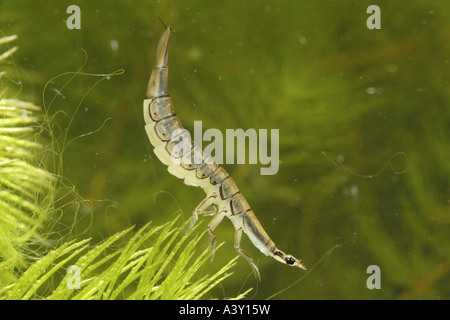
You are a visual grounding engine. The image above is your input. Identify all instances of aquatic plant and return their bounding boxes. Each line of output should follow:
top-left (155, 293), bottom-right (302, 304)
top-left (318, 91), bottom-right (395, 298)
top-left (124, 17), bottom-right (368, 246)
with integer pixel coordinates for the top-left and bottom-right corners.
top-left (0, 34), bottom-right (55, 284)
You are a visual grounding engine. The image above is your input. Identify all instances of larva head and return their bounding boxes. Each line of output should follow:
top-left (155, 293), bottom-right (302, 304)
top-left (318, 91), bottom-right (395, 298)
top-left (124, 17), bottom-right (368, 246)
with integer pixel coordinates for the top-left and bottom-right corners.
top-left (273, 249), bottom-right (306, 270)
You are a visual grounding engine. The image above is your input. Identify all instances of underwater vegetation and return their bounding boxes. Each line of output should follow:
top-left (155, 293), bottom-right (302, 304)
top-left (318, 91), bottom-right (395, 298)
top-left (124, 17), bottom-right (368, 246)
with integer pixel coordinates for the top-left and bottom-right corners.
top-left (0, 0), bottom-right (449, 299)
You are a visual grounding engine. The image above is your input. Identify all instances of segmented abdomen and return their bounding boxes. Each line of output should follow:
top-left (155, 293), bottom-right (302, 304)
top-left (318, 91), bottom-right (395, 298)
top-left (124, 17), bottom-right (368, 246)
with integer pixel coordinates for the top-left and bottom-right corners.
top-left (143, 95), bottom-right (246, 209)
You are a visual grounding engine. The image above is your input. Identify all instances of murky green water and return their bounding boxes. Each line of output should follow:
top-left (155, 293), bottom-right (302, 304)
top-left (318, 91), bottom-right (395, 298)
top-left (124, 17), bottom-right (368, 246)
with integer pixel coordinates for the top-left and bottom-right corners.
top-left (1, 0), bottom-right (449, 299)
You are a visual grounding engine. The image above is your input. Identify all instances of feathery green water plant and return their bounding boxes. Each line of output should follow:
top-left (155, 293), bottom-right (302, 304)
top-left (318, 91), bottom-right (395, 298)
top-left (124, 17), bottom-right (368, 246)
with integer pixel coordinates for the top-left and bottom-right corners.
top-left (2, 217), bottom-right (244, 300)
top-left (0, 34), bottom-right (55, 284)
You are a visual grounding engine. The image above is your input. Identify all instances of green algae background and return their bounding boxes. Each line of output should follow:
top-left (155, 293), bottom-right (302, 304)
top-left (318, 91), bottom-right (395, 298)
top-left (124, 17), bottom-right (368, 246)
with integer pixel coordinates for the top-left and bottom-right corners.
top-left (1, 0), bottom-right (449, 299)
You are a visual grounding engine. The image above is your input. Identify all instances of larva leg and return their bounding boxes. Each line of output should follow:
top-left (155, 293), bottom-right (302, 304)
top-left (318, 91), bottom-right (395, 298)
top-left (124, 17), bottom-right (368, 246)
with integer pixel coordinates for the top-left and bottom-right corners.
top-left (234, 227), bottom-right (261, 281)
top-left (188, 194), bottom-right (217, 230)
top-left (207, 210), bottom-right (226, 261)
